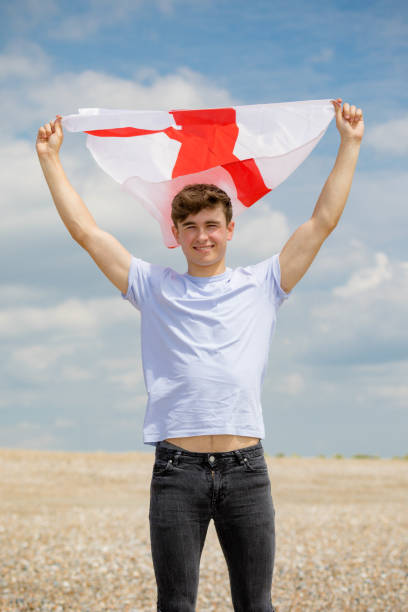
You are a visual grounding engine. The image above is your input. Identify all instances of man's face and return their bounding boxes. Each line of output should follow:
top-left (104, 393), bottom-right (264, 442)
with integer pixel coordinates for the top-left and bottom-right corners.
top-left (172, 205), bottom-right (235, 275)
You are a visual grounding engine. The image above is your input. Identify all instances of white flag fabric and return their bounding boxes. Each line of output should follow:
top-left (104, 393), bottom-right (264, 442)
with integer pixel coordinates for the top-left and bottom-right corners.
top-left (62, 99), bottom-right (335, 248)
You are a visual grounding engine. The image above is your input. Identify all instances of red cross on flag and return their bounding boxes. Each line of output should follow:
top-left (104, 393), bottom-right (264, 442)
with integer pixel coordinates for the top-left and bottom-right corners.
top-left (62, 99), bottom-right (335, 248)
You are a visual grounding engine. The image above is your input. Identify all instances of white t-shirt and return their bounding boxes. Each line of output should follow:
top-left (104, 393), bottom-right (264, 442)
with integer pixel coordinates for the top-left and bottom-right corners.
top-left (122, 253), bottom-right (290, 446)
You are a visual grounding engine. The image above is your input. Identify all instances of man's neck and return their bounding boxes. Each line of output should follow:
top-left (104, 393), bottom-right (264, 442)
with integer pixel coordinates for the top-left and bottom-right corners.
top-left (187, 260), bottom-right (227, 277)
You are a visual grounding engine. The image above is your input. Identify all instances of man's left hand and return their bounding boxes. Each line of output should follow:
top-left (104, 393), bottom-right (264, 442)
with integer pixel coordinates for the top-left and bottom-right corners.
top-left (332, 98), bottom-right (364, 143)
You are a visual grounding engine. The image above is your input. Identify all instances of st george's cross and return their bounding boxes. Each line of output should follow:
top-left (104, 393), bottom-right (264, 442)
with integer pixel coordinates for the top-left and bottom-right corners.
top-left (62, 99), bottom-right (335, 247)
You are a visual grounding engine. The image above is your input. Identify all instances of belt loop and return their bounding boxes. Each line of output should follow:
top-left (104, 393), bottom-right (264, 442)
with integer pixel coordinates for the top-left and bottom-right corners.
top-left (233, 449), bottom-right (245, 465)
top-left (172, 450), bottom-right (182, 466)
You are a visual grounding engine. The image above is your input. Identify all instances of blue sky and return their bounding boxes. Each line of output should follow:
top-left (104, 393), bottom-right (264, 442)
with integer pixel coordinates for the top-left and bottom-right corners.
top-left (1, 0), bottom-right (407, 457)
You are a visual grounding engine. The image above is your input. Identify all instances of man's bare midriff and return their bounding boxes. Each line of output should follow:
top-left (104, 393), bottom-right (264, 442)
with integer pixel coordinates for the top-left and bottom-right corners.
top-left (164, 434), bottom-right (260, 452)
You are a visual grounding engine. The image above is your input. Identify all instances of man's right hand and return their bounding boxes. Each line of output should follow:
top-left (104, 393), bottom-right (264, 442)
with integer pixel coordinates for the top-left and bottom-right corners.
top-left (36, 115), bottom-right (63, 158)
top-left (36, 114), bottom-right (131, 295)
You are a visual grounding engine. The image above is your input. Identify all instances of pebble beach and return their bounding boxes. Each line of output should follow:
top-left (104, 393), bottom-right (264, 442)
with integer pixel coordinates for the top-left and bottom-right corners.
top-left (0, 449), bottom-right (407, 611)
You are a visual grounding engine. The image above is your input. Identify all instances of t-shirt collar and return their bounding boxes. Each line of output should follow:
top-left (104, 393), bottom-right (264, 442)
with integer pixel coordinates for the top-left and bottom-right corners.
top-left (183, 267), bottom-right (232, 283)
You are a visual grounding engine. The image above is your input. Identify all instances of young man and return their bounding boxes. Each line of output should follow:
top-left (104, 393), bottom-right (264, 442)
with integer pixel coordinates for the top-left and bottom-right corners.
top-left (36, 98), bottom-right (363, 612)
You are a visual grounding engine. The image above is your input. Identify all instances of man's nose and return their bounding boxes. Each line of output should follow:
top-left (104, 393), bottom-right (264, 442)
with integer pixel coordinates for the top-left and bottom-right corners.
top-left (197, 227), bottom-right (209, 241)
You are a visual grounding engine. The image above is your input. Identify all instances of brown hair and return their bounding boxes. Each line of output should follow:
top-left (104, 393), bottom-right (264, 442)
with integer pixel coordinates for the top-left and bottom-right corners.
top-left (171, 184), bottom-right (232, 227)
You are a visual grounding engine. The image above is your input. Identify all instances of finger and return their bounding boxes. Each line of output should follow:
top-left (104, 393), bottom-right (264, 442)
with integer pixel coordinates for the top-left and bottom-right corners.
top-left (55, 115), bottom-right (63, 134)
top-left (37, 126), bottom-right (47, 140)
top-left (348, 105), bottom-right (356, 122)
top-left (44, 122), bottom-right (52, 137)
top-left (355, 108), bottom-right (363, 122)
top-left (50, 118), bottom-right (60, 133)
top-left (342, 102), bottom-right (350, 119)
top-left (331, 99), bottom-right (340, 115)
top-left (349, 107), bottom-right (363, 125)
top-left (332, 98), bottom-right (343, 119)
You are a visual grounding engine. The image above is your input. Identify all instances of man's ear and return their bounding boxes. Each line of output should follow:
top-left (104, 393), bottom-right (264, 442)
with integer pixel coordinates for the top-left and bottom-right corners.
top-left (227, 220), bottom-right (235, 241)
top-left (171, 224), bottom-right (180, 244)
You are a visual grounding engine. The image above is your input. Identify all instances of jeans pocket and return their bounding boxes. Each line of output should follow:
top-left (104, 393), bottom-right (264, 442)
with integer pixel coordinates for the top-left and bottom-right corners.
top-left (243, 454), bottom-right (269, 473)
top-left (152, 457), bottom-right (174, 476)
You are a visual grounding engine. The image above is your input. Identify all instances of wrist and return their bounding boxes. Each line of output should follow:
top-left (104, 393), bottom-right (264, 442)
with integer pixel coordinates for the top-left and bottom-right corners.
top-left (37, 149), bottom-right (61, 165)
top-left (339, 135), bottom-right (362, 148)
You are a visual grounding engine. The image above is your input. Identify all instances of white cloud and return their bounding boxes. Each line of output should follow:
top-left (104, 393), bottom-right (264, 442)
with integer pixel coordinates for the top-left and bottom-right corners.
top-left (365, 116), bottom-right (408, 156)
top-left (0, 296), bottom-right (135, 338)
top-left (229, 204), bottom-right (290, 262)
top-left (0, 139), bottom-right (59, 234)
top-left (321, 251), bottom-right (408, 310)
top-left (42, 66), bottom-right (233, 116)
top-left (96, 356), bottom-right (139, 371)
top-left (344, 361), bottom-right (408, 411)
top-left (16, 421), bottom-right (41, 431)
top-left (6, 343), bottom-right (98, 384)
top-left (304, 251), bottom-right (408, 365)
top-left (10, 344), bottom-right (76, 374)
top-left (54, 418), bottom-right (76, 429)
top-left (0, 284), bottom-right (48, 305)
top-left (79, 167), bottom-right (164, 237)
top-left (277, 373), bottom-right (305, 396)
top-left (0, 42), bottom-right (51, 80)
top-left (97, 357), bottom-right (144, 389)
top-left (333, 252), bottom-right (392, 297)
top-left (374, 384), bottom-right (408, 406)
top-left (0, 43), bottom-right (234, 134)
top-left (114, 395), bottom-right (147, 414)
top-left (0, 386), bottom-right (44, 409)
top-left (109, 370), bottom-right (143, 390)
top-left (59, 366), bottom-right (94, 382)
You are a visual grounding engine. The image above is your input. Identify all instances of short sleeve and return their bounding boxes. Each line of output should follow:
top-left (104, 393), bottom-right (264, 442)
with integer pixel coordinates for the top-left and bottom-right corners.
top-left (248, 252), bottom-right (291, 308)
top-left (121, 256), bottom-right (153, 311)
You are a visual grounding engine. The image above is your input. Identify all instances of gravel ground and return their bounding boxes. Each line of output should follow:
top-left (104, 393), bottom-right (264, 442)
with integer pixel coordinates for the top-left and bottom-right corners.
top-left (0, 449), bottom-right (407, 611)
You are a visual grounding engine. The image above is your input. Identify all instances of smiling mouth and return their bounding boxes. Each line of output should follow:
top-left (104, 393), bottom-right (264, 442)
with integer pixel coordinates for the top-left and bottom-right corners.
top-left (193, 245), bottom-right (214, 251)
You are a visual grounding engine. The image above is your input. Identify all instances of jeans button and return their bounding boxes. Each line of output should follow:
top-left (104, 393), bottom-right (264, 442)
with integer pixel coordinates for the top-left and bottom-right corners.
top-left (209, 456), bottom-right (215, 463)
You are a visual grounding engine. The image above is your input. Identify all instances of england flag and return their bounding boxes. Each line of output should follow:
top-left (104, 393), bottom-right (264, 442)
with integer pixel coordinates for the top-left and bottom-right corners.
top-left (62, 99), bottom-right (335, 247)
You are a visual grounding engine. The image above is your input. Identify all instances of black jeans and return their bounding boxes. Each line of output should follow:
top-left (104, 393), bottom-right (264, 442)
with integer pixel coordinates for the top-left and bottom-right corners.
top-left (149, 439), bottom-right (276, 612)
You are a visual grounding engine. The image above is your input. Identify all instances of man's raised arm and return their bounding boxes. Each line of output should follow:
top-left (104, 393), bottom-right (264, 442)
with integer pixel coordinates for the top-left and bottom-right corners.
top-left (279, 98), bottom-right (364, 294)
top-left (36, 116), bottom-right (131, 294)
